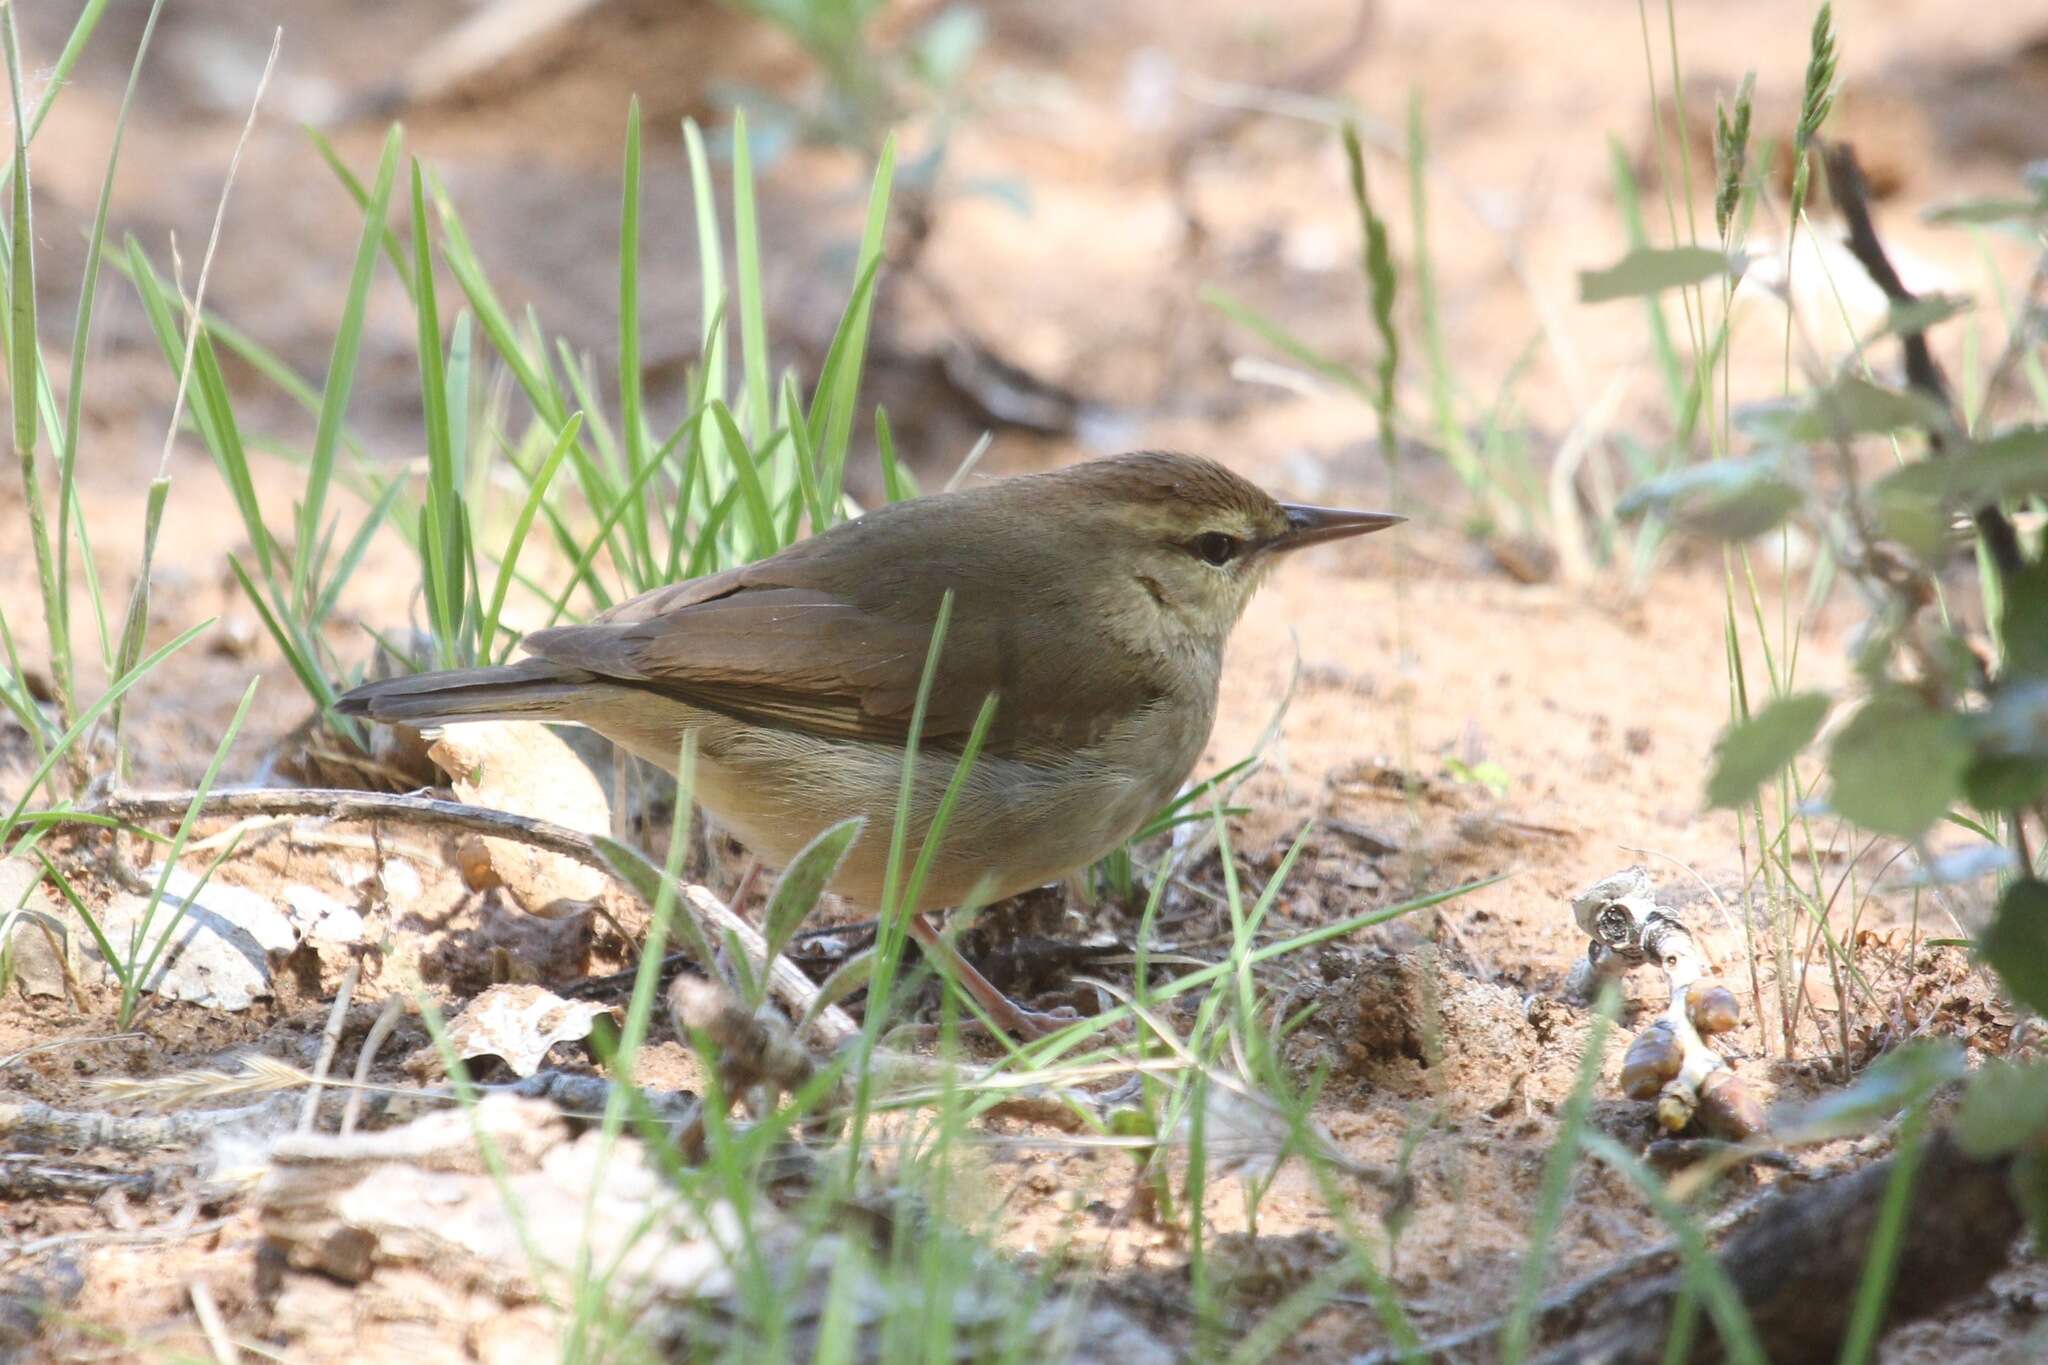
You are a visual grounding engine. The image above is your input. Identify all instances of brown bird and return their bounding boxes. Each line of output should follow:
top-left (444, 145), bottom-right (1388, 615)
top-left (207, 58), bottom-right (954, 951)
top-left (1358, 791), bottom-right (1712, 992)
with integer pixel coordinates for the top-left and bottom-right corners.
top-left (336, 451), bottom-right (1399, 1037)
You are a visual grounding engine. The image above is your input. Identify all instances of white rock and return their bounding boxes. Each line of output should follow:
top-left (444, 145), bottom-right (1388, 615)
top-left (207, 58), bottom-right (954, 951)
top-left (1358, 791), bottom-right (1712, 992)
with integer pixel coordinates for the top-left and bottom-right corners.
top-left (378, 858), bottom-right (423, 905)
top-left (2, 857), bottom-right (74, 1001)
top-left (283, 883), bottom-right (367, 944)
top-left (88, 867), bottom-right (297, 1010)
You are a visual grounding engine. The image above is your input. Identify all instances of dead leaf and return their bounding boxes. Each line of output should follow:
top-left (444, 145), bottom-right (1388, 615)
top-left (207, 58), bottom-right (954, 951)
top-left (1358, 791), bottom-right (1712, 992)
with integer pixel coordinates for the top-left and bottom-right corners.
top-left (442, 983), bottom-right (615, 1078)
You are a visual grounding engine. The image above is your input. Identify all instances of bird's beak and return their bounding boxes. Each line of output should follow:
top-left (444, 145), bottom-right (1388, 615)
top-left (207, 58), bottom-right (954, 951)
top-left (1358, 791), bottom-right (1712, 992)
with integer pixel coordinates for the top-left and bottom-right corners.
top-left (1272, 503), bottom-right (1405, 552)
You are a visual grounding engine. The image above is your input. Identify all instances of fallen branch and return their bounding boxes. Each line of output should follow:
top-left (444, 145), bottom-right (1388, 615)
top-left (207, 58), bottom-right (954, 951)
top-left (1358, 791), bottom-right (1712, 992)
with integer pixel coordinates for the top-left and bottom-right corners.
top-left (1538, 1129), bottom-right (2018, 1363)
top-left (69, 787), bottom-right (860, 1046)
top-left (0, 1098), bottom-right (281, 1153)
top-left (0, 1155), bottom-right (154, 1202)
top-left (1355, 1121), bottom-right (1909, 1364)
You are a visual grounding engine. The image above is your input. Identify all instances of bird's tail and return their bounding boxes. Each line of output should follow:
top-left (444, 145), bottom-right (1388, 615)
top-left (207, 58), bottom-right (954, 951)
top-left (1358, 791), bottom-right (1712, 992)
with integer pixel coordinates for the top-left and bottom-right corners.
top-left (332, 657), bottom-right (595, 727)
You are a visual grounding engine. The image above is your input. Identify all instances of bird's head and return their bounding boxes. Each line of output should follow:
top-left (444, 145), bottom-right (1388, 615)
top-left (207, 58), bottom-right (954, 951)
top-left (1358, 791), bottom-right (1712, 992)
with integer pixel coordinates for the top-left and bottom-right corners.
top-left (1048, 450), bottom-right (1402, 655)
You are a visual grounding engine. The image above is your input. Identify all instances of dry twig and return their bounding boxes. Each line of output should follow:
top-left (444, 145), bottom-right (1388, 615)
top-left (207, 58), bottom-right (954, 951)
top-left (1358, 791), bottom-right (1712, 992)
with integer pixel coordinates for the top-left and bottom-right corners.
top-left (298, 961), bottom-right (359, 1133)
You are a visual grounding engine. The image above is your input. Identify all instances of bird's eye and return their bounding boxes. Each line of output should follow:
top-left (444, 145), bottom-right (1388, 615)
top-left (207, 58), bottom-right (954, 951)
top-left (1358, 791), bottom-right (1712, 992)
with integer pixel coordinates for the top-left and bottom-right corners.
top-left (1191, 531), bottom-right (1242, 566)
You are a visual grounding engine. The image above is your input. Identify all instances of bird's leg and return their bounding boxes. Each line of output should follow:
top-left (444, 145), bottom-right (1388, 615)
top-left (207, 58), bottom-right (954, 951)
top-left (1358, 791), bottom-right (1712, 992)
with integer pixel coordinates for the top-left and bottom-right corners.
top-left (906, 913), bottom-right (1079, 1042)
top-left (729, 856), bottom-right (762, 916)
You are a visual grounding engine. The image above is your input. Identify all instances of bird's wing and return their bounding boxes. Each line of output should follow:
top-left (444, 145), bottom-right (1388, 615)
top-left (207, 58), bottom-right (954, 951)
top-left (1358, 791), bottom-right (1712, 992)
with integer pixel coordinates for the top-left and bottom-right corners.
top-left (521, 550), bottom-right (1077, 752)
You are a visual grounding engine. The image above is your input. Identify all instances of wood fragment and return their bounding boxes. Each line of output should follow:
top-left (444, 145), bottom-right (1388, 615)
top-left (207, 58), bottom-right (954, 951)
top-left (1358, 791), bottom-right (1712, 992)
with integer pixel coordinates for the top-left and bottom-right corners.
top-left (0, 1099), bottom-right (284, 1153)
top-left (1541, 1130), bottom-right (2017, 1363)
top-left (0, 1155), bottom-right (154, 1202)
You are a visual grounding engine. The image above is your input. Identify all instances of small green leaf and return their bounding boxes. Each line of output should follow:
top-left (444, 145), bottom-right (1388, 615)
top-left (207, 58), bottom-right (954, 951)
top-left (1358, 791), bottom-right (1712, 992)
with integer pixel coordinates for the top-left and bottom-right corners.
top-left (721, 925), bottom-right (759, 1005)
top-left (1735, 375), bottom-right (1946, 444)
top-left (798, 949), bottom-right (875, 1037)
top-left (1707, 692), bottom-right (1829, 808)
top-left (1869, 293), bottom-right (1970, 340)
top-left (913, 6), bottom-right (984, 87)
top-left (593, 835), bottom-right (717, 972)
top-left (1616, 456), bottom-right (1802, 540)
top-left (1925, 196), bottom-right (2046, 226)
top-left (2013, 1149), bottom-right (2048, 1255)
top-left (1957, 1060), bottom-right (2048, 1158)
top-left (1998, 558), bottom-right (2048, 679)
top-left (1980, 879), bottom-right (2048, 1018)
top-left (1578, 246), bottom-right (1737, 303)
top-left (1107, 1106), bottom-right (1157, 1140)
top-left (1775, 1038), bottom-right (1966, 1143)
top-left (1876, 426), bottom-right (2048, 507)
top-left (1963, 754), bottom-right (2048, 812)
top-left (1826, 689), bottom-right (1970, 839)
top-left (1871, 481), bottom-right (1952, 563)
top-left (759, 816), bottom-right (864, 971)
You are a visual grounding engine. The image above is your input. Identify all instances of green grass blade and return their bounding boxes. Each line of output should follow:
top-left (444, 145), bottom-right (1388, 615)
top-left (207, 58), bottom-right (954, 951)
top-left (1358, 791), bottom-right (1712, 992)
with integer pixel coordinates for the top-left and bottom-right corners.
top-left (310, 477), bottom-right (406, 628)
top-left (0, 621), bottom-right (209, 841)
top-left (56, 0), bottom-right (169, 687)
top-left (33, 852), bottom-right (125, 991)
top-left (1201, 285), bottom-right (1370, 401)
top-left (1836, 1103), bottom-right (1930, 1365)
top-left (874, 405), bottom-right (919, 503)
top-left (296, 125), bottom-right (402, 615)
top-left (123, 677), bottom-right (260, 1024)
top-left (732, 108), bottom-right (773, 440)
top-left (708, 400), bottom-right (779, 555)
top-left (1580, 1133), bottom-right (1768, 1365)
top-left (0, 0), bottom-right (111, 184)
top-left (481, 413), bottom-right (584, 658)
top-left (305, 125), bottom-right (414, 294)
top-left (618, 98), bottom-right (653, 575)
top-left (229, 556), bottom-right (336, 716)
top-left (1502, 985), bottom-right (1619, 1362)
top-left (3, 8), bottom-right (72, 738)
top-left (813, 137), bottom-right (895, 501)
top-left (681, 118), bottom-right (729, 407)
top-left (409, 158), bottom-right (461, 665)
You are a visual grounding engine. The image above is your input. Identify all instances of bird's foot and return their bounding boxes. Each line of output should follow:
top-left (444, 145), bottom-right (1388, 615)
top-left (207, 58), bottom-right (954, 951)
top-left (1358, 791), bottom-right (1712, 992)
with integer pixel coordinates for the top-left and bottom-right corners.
top-left (995, 1002), bottom-right (1081, 1043)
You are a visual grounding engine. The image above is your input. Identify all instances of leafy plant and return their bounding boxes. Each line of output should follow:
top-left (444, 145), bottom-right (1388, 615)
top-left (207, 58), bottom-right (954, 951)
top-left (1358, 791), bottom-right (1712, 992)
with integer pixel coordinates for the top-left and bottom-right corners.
top-left (717, 0), bottom-right (990, 196)
top-left (123, 107), bottom-right (898, 754)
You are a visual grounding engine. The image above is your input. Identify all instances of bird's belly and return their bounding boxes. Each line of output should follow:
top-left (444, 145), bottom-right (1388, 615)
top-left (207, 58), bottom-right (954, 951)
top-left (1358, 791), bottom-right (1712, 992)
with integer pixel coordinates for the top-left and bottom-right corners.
top-left (589, 695), bottom-right (1209, 913)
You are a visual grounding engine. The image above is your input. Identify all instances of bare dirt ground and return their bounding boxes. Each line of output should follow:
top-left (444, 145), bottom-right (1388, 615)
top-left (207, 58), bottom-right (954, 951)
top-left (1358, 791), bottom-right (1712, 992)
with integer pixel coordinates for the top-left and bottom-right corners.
top-left (6, 0), bottom-right (2048, 1359)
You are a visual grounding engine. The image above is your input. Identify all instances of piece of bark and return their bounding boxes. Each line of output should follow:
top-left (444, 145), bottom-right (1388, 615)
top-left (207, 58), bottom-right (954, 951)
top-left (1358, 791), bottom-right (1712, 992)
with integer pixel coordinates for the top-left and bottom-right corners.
top-left (1535, 1130), bottom-right (2020, 1364)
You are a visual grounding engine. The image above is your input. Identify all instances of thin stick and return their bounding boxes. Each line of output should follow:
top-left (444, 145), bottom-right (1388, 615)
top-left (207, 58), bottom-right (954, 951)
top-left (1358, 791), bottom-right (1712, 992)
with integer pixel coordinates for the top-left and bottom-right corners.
top-left (189, 1279), bottom-right (239, 1365)
top-left (75, 787), bottom-right (859, 1045)
top-left (297, 961), bottom-right (359, 1133)
top-left (341, 996), bottom-right (405, 1136)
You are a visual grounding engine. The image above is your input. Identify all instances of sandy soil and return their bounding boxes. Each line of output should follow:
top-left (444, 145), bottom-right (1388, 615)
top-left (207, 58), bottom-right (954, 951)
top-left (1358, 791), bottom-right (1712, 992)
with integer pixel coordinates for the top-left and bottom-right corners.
top-left (5, 0), bottom-right (2047, 1359)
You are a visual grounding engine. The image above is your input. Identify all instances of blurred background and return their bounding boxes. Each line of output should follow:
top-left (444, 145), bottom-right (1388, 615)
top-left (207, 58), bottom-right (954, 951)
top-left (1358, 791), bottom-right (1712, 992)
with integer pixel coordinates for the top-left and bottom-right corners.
top-left (23, 0), bottom-right (2048, 527)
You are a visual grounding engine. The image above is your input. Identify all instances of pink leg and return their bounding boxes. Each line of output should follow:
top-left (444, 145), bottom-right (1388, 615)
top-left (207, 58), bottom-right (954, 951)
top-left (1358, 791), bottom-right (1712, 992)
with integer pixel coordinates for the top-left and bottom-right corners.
top-left (906, 913), bottom-right (1078, 1041)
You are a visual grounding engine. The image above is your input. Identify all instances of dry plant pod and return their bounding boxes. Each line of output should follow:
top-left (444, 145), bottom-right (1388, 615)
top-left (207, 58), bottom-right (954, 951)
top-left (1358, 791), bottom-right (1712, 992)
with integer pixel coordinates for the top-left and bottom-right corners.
top-left (1622, 1023), bottom-right (1685, 1100)
top-left (1685, 980), bottom-right (1742, 1035)
top-left (1696, 1070), bottom-right (1767, 1141)
top-left (1655, 1079), bottom-right (1698, 1133)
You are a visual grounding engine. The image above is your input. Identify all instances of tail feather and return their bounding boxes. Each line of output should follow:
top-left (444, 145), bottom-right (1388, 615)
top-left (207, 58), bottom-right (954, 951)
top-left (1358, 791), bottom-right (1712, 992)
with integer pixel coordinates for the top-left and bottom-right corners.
top-left (333, 657), bottom-right (595, 726)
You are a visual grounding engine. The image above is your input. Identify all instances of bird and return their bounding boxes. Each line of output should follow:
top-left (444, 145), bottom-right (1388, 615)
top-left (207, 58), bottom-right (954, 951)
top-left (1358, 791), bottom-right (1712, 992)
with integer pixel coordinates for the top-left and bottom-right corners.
top-left (335, 450), bottom-right (1401, 1038)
